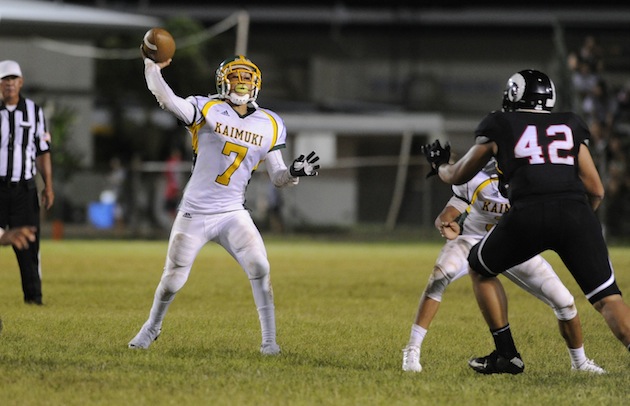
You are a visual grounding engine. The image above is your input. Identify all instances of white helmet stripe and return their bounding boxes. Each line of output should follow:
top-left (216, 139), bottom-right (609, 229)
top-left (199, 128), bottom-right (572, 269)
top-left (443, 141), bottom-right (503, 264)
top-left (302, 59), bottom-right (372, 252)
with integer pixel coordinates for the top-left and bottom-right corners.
top-left (508, 73), bottom-right (526, 103)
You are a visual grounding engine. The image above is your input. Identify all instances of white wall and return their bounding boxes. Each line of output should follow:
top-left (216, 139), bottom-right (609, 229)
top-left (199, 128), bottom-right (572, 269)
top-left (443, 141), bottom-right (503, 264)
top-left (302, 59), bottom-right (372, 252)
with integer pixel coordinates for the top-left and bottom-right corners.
top-left (0, 38), bottom-right (95, 166)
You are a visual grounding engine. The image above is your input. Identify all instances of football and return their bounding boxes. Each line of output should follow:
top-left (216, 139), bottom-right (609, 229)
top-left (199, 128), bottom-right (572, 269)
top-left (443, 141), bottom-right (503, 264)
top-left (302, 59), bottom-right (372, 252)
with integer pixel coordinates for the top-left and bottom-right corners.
top-left (141, 27), bottom-right (176, 63)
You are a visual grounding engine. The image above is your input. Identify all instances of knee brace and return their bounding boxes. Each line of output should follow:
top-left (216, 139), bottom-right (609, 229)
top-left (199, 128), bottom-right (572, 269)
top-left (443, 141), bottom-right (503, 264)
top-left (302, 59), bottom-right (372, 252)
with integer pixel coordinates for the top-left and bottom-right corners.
top-left (541, 277), bottom-right (578, 321)
top-left (553, 302), bottom-right (578, 321)
top-left (423, 267), bottom-right (451, 302)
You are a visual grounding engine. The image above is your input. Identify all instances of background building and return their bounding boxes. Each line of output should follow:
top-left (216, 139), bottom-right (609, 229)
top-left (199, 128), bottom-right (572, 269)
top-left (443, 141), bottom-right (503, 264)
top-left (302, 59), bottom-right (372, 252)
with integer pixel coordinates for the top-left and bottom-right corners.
top-left (4, 1), bottom-right (630, 238)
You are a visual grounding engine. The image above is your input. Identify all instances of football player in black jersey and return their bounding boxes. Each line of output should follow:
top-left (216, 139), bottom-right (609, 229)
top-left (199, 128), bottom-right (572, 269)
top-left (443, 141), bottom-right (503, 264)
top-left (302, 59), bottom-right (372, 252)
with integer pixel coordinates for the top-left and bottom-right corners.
top-left (422, 69), bottom-right (630, 375)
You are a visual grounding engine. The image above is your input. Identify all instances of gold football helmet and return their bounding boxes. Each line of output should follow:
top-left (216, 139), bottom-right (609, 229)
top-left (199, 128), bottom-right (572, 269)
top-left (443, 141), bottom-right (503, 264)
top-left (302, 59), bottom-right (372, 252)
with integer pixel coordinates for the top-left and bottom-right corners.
top-left (215, 55), bottom-right (262, 105)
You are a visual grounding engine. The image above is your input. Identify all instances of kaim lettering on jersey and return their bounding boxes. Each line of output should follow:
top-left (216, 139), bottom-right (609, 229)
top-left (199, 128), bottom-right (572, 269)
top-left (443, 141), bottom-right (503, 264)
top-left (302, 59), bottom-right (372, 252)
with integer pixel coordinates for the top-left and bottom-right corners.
top-left (214, 122), bottom-right (263, 146)
top-left (481, 201), bottom-right (510, 214)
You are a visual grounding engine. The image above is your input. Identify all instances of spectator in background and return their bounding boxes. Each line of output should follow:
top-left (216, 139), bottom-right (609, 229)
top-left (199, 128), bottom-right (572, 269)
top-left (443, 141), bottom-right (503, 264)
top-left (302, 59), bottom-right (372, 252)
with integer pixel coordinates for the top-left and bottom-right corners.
top-left (578, 35), bottom-right (604, 73)
top-left (568, 35), bottom-right (630, 238)
top-left (582, 79), bottom-right (616, 133)
top-left (103, 156), bottom-right (127, 227)
top-left (587, 119), bottom-right (609, 179)
top-left (613, 83), bottom-right (630, 125)
top-left (163, 148), bottom-right (183, 219)
top-left (605, 135), bottom-right (629, 237)
top-left (570, 57), bottom-right (600, 103)
top-left (568, 35), bottom-right (605, 115)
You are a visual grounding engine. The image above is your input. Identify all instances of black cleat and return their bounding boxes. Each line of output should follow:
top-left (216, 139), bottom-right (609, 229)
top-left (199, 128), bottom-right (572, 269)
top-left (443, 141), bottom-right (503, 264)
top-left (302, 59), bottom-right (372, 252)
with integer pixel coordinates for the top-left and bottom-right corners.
top-left (468, 350), bottom-right (524, 375)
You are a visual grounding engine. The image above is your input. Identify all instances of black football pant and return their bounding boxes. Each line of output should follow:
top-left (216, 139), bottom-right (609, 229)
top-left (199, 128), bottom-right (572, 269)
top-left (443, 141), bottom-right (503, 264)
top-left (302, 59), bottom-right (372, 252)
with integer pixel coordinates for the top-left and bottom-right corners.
top-left (0, 180), bottom-right (42, 304)
top-left (468, 197), bottom-right (620, 304)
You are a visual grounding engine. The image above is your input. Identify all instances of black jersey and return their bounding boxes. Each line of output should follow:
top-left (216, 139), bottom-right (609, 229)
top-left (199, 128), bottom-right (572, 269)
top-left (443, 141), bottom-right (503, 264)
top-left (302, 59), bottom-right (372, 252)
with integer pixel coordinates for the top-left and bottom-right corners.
top-left (474, 111), bottom-right (590, 203)
top-left (468, 109), bottom-right (620, 304)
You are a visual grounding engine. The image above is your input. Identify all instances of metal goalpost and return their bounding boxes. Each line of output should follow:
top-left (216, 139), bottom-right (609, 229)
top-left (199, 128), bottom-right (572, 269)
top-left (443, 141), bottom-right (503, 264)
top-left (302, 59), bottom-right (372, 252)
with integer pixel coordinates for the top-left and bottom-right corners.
top-left (30, 11), bottom-right (250, 59)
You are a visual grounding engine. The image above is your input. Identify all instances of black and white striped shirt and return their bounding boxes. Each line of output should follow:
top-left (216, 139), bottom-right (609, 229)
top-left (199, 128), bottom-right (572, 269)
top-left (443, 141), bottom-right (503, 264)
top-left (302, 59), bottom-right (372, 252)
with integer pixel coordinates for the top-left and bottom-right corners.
top-left (0, 96), bottom-right (51, 182)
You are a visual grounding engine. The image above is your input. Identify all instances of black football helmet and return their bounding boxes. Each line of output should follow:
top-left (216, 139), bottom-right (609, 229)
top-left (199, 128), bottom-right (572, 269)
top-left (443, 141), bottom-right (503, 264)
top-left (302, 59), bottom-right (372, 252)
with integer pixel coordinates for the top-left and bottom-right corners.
top-left (502, 69), bottom-right (556, 112)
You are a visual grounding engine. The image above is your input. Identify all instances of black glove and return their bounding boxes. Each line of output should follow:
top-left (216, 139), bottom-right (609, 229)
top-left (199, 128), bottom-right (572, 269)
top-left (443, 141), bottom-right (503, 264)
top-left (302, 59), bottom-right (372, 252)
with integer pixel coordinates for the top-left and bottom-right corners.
top-left (290, 151), bottom-right (320, 177)
top-left (421, 140), bottom-right (451, 178)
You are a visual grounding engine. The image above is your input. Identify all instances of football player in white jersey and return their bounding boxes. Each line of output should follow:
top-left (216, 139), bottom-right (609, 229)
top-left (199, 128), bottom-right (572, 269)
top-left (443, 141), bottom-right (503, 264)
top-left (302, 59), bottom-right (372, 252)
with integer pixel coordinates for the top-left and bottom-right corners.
top-left (128, 54), bottom-right (320, 355)
top-left (401, 159), bottom-right (605, 373)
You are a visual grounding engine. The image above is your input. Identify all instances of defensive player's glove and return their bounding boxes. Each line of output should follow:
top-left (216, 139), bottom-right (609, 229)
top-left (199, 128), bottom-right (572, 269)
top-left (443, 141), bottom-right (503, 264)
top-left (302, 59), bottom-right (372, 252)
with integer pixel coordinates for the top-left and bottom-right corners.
top-left (290, 151), bottom-right (320, 177)
top-left (421, 140), bottom-right (451, 178)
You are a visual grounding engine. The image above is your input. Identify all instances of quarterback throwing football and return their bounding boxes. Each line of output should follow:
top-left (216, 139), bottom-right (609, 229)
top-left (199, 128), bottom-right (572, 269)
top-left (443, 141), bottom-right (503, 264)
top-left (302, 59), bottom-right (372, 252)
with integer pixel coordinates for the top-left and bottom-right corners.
top-left (128, 54), bottom-right (319, 355)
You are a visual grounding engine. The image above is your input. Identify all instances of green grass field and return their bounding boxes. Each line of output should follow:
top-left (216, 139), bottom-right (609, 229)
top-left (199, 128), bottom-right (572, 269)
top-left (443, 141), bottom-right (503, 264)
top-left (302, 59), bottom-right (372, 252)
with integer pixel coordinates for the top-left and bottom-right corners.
top-left (1, 238), bottom-right (629, 405)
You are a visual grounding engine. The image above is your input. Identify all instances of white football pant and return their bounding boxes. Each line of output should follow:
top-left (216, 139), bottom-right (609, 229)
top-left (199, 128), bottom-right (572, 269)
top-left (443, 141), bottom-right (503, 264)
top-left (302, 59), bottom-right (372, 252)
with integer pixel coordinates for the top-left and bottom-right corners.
top-left (143, 209), bottom-right (277, 343)
top-left (424, 236), bottom-right (576, 321)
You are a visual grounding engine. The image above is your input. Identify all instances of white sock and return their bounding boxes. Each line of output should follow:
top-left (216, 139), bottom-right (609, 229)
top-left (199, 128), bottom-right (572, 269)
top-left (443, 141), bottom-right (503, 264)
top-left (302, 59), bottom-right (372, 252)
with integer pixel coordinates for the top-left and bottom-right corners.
top-left (257, 304), bottom-right (277, 343)
top-left (568, 346), bottom-right (587, 368)
top-left (250, 276), bottom-right (276, 343)
top-left (147, 283), bottom-right (175, 329)
top-left (407, 324), bottom-right (427, 348)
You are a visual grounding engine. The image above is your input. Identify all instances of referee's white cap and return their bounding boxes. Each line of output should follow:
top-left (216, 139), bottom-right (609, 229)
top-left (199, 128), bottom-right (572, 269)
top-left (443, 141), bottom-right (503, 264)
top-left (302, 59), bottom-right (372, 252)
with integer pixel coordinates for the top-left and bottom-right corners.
top-left (0, 60), bottom-right (22, 79)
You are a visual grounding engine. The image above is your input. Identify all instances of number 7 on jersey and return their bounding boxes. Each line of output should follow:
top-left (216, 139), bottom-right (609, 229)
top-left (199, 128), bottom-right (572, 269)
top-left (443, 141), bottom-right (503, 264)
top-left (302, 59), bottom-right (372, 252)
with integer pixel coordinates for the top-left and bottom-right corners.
top-left (215, 141), bottom-right (248, 186)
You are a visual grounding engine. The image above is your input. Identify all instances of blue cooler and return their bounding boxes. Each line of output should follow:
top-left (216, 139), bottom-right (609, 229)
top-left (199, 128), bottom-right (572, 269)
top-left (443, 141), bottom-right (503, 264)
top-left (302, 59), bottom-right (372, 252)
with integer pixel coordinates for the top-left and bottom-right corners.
top-left (88, 202), bottom-right (115, 229)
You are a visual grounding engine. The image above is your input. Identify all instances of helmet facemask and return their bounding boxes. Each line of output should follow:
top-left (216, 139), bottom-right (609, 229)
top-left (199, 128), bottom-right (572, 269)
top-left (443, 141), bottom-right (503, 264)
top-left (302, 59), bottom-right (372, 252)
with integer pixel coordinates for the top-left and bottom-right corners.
top-left (215, 56), bottom-right (262, 105)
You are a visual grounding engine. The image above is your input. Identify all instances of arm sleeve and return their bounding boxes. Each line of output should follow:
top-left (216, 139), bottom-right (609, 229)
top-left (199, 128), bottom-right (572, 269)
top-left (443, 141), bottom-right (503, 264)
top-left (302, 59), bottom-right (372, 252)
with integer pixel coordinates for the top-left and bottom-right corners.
top-left (265, 149), bottom-right (299, 188)
top-left (446, 195), bottom-right (469, 213)
top-left (144, 58), bottom-right (196, 125)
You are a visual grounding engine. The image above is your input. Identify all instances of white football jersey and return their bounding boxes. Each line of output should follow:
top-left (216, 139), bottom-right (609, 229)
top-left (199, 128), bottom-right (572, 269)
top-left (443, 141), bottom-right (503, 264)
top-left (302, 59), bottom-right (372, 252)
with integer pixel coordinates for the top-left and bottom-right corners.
top-left (180, 96), bottom-right (287, 214)
top-left (447, 171), bottom-right (510, 238)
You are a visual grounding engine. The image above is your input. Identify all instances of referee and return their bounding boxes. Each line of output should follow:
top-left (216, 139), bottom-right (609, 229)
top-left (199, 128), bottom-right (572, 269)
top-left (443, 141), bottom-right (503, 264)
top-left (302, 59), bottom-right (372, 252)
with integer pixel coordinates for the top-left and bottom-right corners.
top-left (0, 60), bottom-right (54, 305)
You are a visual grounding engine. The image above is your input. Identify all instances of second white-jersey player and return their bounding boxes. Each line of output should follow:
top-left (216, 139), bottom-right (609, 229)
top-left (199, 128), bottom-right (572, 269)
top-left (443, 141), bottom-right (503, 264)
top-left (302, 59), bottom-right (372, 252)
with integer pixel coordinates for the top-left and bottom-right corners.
top-left (402, 160), bottom-right (604, 374)
top-left (129, 54), bottom-right (320, 355)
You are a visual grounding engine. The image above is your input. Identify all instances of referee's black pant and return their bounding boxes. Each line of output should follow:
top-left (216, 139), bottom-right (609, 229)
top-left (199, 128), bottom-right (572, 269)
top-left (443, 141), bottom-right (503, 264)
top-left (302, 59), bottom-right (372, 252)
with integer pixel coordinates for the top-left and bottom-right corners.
top-left (0, 179), bottom-right (42, 304)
